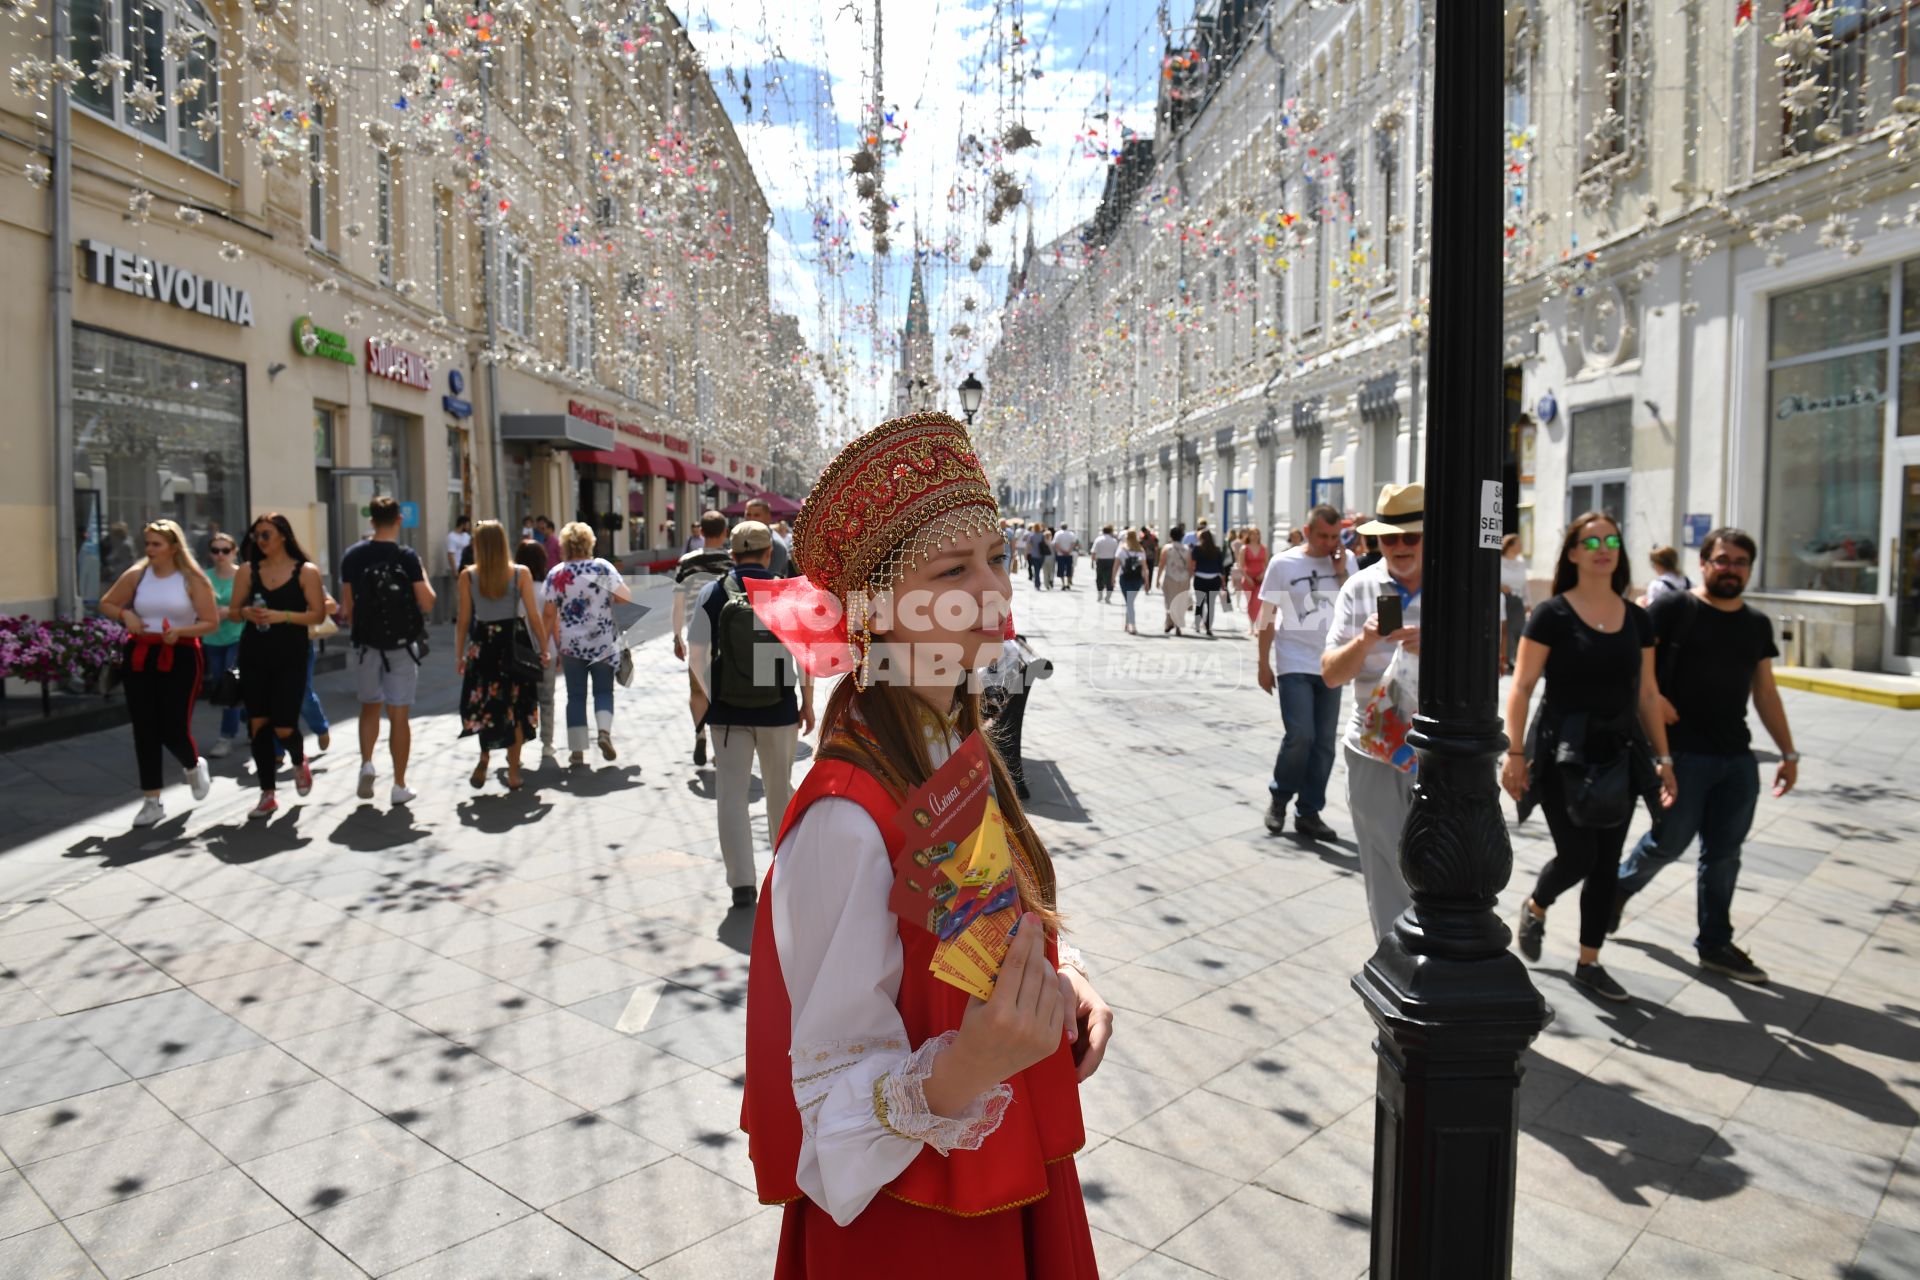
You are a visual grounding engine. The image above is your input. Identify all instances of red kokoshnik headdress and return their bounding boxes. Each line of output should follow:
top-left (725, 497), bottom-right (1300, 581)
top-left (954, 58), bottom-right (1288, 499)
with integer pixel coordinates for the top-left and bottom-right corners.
top-left (743, 411), bottom-right (1006, 688)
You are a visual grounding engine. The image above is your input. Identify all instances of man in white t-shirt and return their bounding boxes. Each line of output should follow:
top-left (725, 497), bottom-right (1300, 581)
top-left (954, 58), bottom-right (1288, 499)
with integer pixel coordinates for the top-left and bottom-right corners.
top-left (1090, 525), bottom-right (1121, 602)
top-left (1051, 524), bottom-right (1080, 589)
top-left (1322, 482), bottom-right (1426, 942)
top-left (444, 515), bottom-right (471, 577)
top-left (1255, 504), bottom-right (1351, 841)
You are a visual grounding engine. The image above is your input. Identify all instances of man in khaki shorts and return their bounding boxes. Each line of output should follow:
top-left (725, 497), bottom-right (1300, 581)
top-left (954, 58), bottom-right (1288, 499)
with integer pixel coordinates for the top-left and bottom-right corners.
top-left (338, 496), bottom-right (436, 806)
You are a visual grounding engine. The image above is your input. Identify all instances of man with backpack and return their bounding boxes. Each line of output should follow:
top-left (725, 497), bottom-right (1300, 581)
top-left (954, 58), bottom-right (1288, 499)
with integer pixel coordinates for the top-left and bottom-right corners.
top-left (1611, 527), bottom-right (1799, 984)
top-left (686, 520), bottom-right (813, 909)
top-left (338, 496), bottom-right (435, 805)
top-left (673, 510), bottom-right (735, 767)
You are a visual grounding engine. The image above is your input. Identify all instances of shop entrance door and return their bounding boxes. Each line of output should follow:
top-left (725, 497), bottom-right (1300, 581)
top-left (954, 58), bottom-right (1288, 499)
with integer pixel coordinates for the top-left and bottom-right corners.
top-left (1887, 456), bottom-right (1920, 673)
top-left (328, 469), bottom-right (398, 592)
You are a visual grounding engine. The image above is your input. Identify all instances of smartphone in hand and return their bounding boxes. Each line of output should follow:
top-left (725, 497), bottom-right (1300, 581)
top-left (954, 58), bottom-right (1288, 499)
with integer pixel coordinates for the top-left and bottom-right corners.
top-left (1376, 594), bottom-right (1403, 636)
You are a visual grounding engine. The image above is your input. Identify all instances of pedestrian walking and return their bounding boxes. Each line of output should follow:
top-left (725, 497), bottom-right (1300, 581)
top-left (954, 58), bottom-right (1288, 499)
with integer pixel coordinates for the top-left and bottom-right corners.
top-left (674, 511), bottom-right (735, 767)
top-left (1502, 512), bottom-right (1676, 1003)
top-left (1641, 544), bottom-right (1691, 606)
top-left (740, 411), bottom-right (1109, 1274)
top-left (1140, 525), bottom-right (1160, 591)
top-left (1611, 528), bottom-right (1797, 984)
top-left (1091, 525), bottom-right (1120, 602)
top-left (456, 520), bottom-right (549, 792)
top-left (1322, 484), bottom-right (1427, 941)
top-left (1190, 528), bottom-right (1225, 637)
top-left (1256, 504), bottom-right (1351, 840)
top-left (533, 516), bottom-right (563, 572)
top-left (296, 601), bottom-right (336, 755)
top-left (445, 514), bottom-right (472, 581)
top-left (338, 496), bottom-right (435, 807)
top-left (515, 539), bottom-right (562, 767)
top-left (200, 531), bottom-right (247, 759)
top-left (686, 520), bottom-right (814, 908)
top-left (1025, 523), bottom-right (1048, 587)
top-left (97, 520), bottom-right (220, 827)
top-left (544, 520), bottom-right (633, 769)
top-left (1052, 523), bottom-right (1079, 590)
top-left (1500, 531), bottom-right (1530, 675)
top-left (1117, 530), bottom-right (1148, 633)
top-left (1159, 524), bottom-right (1193, 635)
top-left (231, 513), bottom-right (328, 820)
top-left (1285, 527), bottom-right (1304, 549)
top-left (1221, 528), bottom-right (1240, 612)
top-left (1237, 526), bottom-right (1269, 624)
top-left (1040, 527), bottom-right (1059, 589)
top-left (745, 498), bottom-right (796, 577)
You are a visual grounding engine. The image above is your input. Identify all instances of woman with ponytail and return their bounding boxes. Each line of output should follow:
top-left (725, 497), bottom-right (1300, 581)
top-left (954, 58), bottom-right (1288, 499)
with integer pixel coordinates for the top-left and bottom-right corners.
top-left (740, 413), bottom-right (1112, 1277)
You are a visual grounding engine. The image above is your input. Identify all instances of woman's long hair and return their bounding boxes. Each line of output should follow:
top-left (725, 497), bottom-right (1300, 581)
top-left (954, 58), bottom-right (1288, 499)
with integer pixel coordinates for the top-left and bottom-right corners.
top-left (1551, 511), bottom-right (1632, 597)
top-left (246, 511), bottom-right (314, 569)
top-left (515, 538), bottom-right (550, 583)
top-left (472, 520), bottom-right (512, 598)
top-left (1197, 528), bottom-right (1219, 558)
top-left (815, 675), bottom-right (1062, 935)
top-left (133, 519), bottom-right (212, 596)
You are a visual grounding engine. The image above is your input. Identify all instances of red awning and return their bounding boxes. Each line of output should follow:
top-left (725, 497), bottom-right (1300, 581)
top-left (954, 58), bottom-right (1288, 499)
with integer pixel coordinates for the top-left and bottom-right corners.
top-left (630, 448), bottom-right (695, 482)
top-left (573, 445), bottom-right (639, 471)
top-left (693, 466), bottom-right (732, 488)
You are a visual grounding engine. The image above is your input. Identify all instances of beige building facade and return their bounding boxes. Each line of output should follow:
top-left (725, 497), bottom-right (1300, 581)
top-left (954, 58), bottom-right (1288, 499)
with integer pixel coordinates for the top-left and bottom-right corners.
top-left (2, 1), bottom-right (781, 618)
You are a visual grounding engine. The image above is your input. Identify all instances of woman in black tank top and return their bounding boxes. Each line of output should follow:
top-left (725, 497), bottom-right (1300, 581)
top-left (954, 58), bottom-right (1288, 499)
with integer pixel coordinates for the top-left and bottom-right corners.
top-left (229, 513), bottom-right (327, 820)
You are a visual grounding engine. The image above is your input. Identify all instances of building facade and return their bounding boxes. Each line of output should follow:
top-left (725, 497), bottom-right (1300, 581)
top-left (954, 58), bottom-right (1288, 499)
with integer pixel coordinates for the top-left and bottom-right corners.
top-left (2, 2), bottom-right (792, 618)
top-left (983, 0), bottom-right (1430, 544)
top-left (1504, 0), bottom-right (1920, 673)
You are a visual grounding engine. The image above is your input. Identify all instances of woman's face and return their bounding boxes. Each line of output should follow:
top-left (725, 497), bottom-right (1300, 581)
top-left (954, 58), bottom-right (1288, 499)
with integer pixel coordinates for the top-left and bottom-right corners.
top-left (252, 522), bottom-right (283, 556)
top-left (872, 526), bottom-right (1011, 685)
top-left (1568, 518), bottom-right (1621, 578)
top-left (207, 539), bottom-right (237, 570)
top-left (143, 530), bottom-right (173, 565)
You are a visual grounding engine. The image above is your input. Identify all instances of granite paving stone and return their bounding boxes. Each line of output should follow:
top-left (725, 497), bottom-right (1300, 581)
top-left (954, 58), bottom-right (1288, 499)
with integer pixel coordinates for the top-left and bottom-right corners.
top-left (63, 1165), bottom-right (292, 1279)
top-left (306, 1161), bottom-right (533, 1276)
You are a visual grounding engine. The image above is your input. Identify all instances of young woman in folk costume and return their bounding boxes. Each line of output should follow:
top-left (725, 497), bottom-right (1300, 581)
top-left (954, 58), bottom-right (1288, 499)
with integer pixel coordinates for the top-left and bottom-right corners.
top-left (742, 413), bottom-right (1114, 1277)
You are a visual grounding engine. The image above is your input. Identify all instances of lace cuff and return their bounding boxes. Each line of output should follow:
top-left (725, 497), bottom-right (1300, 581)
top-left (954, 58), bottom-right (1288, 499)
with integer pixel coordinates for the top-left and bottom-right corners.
top-left (870, 1030), bottom-right (1012, 1155)
top-left (1058, 944), bottom-right (1091, 979)
top-left (791, 1033), bottom-right (909, 1138)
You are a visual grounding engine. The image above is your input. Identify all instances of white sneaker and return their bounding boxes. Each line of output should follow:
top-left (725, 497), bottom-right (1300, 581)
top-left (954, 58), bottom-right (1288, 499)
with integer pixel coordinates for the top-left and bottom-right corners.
top-left (132, 797), bottom-right (164, 828)
top-left (357, 764), bottom-right (377, 800)
top-left (206, 736), bottom-right (232, 759)
top-left (185, 758), bottom-right (211, 802)
top-left (390, 785), bottom-right (416, 806)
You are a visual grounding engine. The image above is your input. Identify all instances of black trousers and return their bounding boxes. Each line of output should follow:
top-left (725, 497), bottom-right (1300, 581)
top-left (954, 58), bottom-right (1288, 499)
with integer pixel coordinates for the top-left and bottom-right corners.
top-left (123, 644), bottom-right (203, 791)
top-left (1531, 775), bottom-right (1632, 950)
top-left (1094, 559), bottom-right (1114, 593)
top-left (240, 633), bottom-right (308, 788)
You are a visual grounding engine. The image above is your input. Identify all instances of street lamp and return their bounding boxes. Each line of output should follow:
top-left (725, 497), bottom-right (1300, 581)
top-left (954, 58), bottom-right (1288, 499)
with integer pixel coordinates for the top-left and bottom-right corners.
top-left (1350, 2), bottom-right (1551, 1277)
top-left (958, 372), bottom-right (984, 425)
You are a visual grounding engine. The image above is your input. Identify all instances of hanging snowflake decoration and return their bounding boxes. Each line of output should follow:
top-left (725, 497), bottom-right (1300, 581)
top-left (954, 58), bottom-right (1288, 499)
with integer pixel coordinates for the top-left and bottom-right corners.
top-left (1, 0), bottom-right (40, 18)
top-left (23, 160), bottom-right (49, 188)
top-left (91, 53), bottom-right (130, 93)
top-left (219, 242), bottom-right (245, 263)
top-left (176, 204), bottom-right (204, 225)
top-left (126, 188), bottom-right (153, 223)
top-left (162, 25), bottom-right (199, 63)
top-left (1002, 122), bottom-right (1037, 152)
top-left (306, 65), bottom-right (342, 107)
top-left (251, 0), bottom-right (282, 15)
top-left (126, 81), bottom-right (164, 123)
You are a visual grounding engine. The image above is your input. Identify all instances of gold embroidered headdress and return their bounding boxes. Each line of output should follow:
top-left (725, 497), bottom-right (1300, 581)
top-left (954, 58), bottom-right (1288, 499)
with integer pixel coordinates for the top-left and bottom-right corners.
top-left (788, 412), bottom-right (1003, 688)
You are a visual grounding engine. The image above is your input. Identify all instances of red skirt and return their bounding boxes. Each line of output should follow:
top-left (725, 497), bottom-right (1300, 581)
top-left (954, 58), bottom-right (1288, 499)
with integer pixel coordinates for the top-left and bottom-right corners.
top-left (773, 1157), bottom-right (1099, 1279)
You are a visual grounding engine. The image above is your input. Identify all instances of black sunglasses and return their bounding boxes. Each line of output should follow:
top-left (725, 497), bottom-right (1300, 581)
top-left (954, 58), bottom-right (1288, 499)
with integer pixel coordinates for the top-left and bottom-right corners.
top-left (208, 545), bottom-right (235, 555)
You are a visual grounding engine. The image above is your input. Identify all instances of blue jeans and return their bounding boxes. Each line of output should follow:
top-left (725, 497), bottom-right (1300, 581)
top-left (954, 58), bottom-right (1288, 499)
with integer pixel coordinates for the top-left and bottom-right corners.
top-left (1270, 673), bottom-right (1342, 816)
top-left (1617, 752), bottom-right (1760, 952)
top-left (561, 654), bottom-right (616, 750)
top-left (300, 643), bottom-right (329, 735)
top-left (204, 641), bottom-right (244, 739)
top-left (1121, 585), bottom-right (1140, 627)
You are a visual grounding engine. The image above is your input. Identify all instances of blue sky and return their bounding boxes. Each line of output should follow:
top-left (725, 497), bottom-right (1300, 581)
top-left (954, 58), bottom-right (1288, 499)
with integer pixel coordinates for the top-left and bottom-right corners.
top-left (680, 0), bottom-right (1197, 437)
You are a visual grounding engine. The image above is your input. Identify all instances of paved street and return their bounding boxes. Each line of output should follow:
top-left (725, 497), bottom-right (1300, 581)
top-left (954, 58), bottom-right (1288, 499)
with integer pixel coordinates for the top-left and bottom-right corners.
top-left (0, 580), bottom-right (1917, 1278)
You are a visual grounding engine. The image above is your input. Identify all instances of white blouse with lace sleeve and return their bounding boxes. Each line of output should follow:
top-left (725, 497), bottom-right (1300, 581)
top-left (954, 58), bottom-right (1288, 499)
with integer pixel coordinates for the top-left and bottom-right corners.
top-left (773, 795), bottom-right (1013, 1227)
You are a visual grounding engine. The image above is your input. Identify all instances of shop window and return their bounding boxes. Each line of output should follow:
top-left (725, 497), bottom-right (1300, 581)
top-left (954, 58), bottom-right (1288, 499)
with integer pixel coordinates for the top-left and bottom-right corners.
top-left (375, 152), bottom-right (395, 285)
top-left (72, 327), bottom-right (245, 603)
top-left (1770, 267), bottom-right (1889, 360)
top-left (447, 426), bottom-right (468, 523)
top-left (498, 232), bottom-right (532, 337)
top-left (66, 0), bottom-right (222, 173)
top-left (307, 104), bottom-right (327, 249)
top-left (567, 283), bottom-right (594, 375)
top-left (1567, 400), bottom-right (1632, 527)
top-left (1765, 351), bottom-right (1884, 594)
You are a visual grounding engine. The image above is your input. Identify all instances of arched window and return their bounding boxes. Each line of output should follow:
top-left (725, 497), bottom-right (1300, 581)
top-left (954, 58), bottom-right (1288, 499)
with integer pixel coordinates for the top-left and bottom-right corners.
top-left (567, 284), bottom-right (595, 375)
top-left (66, 0), bottom-right (222, 172)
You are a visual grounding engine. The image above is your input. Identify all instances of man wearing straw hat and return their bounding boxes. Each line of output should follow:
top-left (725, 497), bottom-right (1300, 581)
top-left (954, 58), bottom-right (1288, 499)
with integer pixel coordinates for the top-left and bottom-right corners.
top-left (1322, 482), bottom-right (1428, 941)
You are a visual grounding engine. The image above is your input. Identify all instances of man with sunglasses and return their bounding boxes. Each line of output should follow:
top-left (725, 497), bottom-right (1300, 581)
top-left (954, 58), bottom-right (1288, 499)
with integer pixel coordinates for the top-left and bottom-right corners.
top-left (1256, 503), bottom-right (1351, 840)
top-left (1323, 483), bottom-right (1427, 940)
top-left (1611, 527), bottom-right (1797, 984)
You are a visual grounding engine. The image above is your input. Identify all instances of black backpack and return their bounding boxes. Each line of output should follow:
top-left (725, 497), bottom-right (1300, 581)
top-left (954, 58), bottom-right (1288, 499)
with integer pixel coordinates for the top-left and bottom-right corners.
top-left (710, 573), bottom-right (786, 709)
top-left (355, 547), bottom-right (424, 657)
top-left (1119, 551), bottom-right (1145, 590)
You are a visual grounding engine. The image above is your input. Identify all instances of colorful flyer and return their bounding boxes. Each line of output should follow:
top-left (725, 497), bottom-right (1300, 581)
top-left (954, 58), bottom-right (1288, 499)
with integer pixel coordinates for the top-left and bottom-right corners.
top-left (888, 732), bottom-right (1021, 1001)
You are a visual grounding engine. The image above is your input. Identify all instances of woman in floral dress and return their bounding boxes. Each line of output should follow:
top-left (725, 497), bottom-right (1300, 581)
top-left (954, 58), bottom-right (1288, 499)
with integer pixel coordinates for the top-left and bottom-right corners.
top-left (455, 520), bottom-right (548, 791)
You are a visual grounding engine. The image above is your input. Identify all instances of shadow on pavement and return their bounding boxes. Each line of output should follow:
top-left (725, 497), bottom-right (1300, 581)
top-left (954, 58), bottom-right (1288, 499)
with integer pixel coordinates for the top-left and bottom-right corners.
top-left (683, 772), bottom-right (764, 804)
top-left (716, 904), bottom-right (753, 955)
top-left (1611, 939), bottom-right (1920, 1127)
top-left (1275, 829), bottom-right (1361, 873)
top-left (1020, 759), bottom-right (1088, 822)
top-left (455, 792), bottom-right (556, 835)
top-left (326, 808), bottom-right (434, 853)
top-left (63, 817), bottom-right (196, 869)
top-left (203, 810), bottom-right (314, 864)
top-left (560, 764), bottom-right (645, 798)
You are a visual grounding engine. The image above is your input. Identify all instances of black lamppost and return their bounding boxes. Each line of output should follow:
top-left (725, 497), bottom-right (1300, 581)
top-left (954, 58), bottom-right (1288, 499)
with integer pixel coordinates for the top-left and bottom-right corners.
top-left (958, 372), bottom-right (984, 425)
top-left (1351, 2), bottom-right (1551, 1277)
